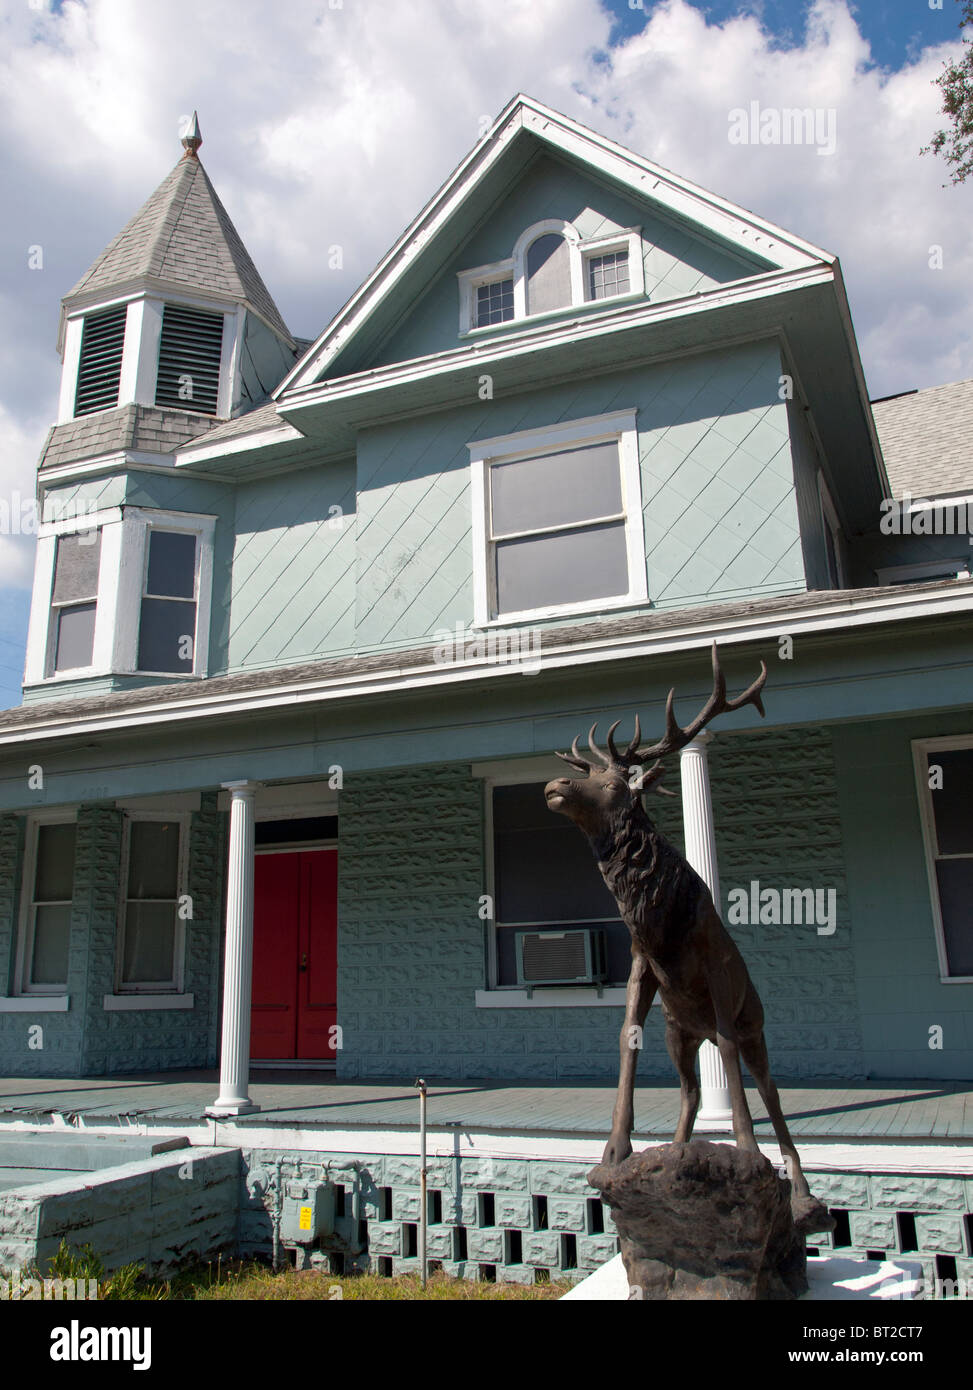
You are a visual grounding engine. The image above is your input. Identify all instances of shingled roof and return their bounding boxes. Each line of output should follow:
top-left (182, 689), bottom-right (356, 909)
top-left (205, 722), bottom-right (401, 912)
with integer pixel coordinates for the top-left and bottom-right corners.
top-left (872, 377), bottom-right (973, 500)
top-left (65, 150), bottom-right (293, 345)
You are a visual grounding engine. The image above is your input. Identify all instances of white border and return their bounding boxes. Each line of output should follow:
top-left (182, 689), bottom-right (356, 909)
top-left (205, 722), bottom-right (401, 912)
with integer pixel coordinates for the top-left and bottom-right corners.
top-left (911, 734), bottom-right (973, 984)
top-left (469, 408), bottom-right (646, 625)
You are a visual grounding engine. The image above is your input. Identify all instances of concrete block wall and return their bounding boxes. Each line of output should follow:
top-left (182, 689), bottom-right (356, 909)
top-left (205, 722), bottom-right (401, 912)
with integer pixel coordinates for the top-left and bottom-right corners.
top-left (336, 729), bottom-right (861, 1083)
top-left (0, 1146), bottom-right (240, 1278)
top-left (0, 793), bottom-right (224, 1077)
top-left (237, 1145), bottom-right (971, 1297)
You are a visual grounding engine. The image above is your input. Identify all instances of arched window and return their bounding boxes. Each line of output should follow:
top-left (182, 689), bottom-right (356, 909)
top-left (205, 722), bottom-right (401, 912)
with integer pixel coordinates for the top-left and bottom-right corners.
top-left (525, 233), bottom-right (573, 315)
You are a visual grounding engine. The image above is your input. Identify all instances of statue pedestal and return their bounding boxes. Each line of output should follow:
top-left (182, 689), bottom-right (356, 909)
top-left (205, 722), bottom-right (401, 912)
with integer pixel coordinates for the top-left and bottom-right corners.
top-left (561, 1252), bottom-right (924, 1301)
top-left (588, 1140), bottom-right (816, 1301)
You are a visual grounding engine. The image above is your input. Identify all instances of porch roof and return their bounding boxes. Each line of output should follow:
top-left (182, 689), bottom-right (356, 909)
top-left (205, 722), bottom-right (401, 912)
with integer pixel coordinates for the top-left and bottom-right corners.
top-left (2, 576), bottom-right (972, 744)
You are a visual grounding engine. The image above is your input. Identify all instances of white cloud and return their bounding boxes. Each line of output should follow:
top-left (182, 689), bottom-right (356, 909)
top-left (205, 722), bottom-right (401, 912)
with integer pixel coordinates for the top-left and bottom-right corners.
top-left (0, 0), bottom-right (971, 616)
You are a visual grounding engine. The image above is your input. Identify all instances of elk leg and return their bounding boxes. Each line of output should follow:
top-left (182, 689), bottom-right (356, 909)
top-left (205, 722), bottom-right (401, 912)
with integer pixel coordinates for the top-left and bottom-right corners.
top-left (737, 1033), bottom-right (809, 1194)
top-left (712, 1014), bottom-right (758, 1154)
top-left (665, 1022), bottom-right (702, 1143)
top-left (603, 953), bottom-right (656, 1166)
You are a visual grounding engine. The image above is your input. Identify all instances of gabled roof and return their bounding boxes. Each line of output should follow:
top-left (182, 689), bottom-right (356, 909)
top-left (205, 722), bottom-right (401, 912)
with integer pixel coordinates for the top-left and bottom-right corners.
top-left (65, 150), bottom-right (293, 344)
top-left (871, 378), bottom-right (973, 500)
top-left (277, 93), bottom-right (834, 396)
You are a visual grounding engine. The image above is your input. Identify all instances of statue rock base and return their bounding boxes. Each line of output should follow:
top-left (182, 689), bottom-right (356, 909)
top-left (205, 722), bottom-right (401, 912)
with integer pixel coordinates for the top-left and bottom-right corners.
top-left (588, 1140), bottom-right (808, 1300)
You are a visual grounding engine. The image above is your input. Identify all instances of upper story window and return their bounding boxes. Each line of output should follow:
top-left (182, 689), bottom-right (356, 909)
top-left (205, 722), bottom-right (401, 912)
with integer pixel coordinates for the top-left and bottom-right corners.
top-left (50, 529), bottom-right (102, 672)
top-left (26, 507), bottom-right (216, 686)
top-left (458, 222), bottom-right (644, 335)
top-left (914, 739), bottom-right (973, 981)
top-left (155, 304), bottom-right (225, 415)
top-left (74, 305), bottom-right (127, 416)
top-left (469, 409), bottom-right (647, 624)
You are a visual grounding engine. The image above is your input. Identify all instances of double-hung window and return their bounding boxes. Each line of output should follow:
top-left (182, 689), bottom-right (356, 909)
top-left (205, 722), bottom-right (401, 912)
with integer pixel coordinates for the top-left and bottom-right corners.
top-left (914, 739), bottom-right (973, 980)
top-left (49, 529), bottom-right (102, 672)
top-left (16, 814), bottom-right (77, 995)
top-left (469, 410), bottom-right (646, 623)
top-left (137, 529), bottom-right (199, 674)
top-left (117, 814), bottom-right (188, 993)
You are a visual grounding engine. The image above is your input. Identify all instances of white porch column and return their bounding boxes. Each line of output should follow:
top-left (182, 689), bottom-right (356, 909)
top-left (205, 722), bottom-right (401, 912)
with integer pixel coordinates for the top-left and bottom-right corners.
top-left (678, 733), bottom-right (732, 1128)
top-left (208, 780), bottom-right (261, 1116)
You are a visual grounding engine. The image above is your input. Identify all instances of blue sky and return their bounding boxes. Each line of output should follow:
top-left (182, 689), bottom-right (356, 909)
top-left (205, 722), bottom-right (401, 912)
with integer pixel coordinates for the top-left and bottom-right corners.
top-left (0, 0), bottom-right (971, 710)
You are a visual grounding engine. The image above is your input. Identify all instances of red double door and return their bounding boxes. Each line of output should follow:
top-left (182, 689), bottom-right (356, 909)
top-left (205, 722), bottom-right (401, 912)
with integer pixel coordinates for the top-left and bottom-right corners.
top-left (250, 848), bottom-right (338, 1061)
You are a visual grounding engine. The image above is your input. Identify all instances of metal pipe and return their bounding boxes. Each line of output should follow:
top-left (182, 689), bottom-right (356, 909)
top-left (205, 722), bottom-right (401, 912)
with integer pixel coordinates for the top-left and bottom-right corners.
top-left (415, 1077), bottom-right (427, 1289)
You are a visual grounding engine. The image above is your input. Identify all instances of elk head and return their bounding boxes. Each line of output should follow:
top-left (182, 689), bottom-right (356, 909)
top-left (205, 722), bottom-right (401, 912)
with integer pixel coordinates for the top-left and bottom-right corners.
top-left (544, 643), bottom-right (767, 837)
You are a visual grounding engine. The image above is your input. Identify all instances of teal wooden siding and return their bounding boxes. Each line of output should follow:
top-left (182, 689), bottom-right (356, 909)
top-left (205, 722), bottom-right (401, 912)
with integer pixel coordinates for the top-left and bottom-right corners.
top-left (367, 153), bottom-right (769, 371)
top-left (228, 460), bottom-right (357, 668)
top-left (355, 339), bottom-right (803, 649)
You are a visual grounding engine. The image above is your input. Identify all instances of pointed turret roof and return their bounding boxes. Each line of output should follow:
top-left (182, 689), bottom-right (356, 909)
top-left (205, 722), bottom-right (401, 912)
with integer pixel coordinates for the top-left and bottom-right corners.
top-left (65, 115), bottom-right (292, 344)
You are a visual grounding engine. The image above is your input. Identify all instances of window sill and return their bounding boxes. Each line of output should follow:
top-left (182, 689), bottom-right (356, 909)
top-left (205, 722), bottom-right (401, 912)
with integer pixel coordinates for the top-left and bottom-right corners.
top-left (0, 995), bottom-right (70, 1012)
top-left (103, 993), bottom-right (194, 1011)
top-left (475, 987), bottom-right (629, 1009)
top-left (481, 594), bottom-right (650, 627)
top-left (461, 290), bottom-right (646, 339)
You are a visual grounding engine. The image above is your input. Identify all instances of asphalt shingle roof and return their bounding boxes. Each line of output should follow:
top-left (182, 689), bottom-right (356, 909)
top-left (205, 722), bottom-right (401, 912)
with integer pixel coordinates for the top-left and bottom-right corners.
top-left (66, 154), bottom-right (292, 344)
top-left (872, 377), bottom-right (973, 500)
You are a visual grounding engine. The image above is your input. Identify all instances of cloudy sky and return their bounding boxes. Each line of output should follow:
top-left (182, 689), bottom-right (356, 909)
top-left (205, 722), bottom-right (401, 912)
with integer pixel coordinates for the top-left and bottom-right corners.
top-left (0, 0), bottom-right (971, 707)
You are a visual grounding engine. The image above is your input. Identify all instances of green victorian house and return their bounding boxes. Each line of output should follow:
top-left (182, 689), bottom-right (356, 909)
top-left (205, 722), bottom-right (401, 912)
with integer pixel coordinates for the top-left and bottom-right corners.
top-left (0, 97), bottom-right (970, 1151)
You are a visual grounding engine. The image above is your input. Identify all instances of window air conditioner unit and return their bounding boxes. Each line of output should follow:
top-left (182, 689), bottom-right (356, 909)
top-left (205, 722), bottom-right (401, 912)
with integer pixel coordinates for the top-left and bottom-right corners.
top-left (515, 928), bottom-right (608, 986)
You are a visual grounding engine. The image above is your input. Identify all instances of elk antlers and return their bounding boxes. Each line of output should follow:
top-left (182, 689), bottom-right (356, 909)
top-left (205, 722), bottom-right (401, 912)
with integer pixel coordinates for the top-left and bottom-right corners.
top-left (556, 642), bottom-right (767, 773)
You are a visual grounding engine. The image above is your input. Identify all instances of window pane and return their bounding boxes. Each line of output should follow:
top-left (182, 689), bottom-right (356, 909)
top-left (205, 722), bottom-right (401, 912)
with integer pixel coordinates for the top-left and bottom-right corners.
top-left (495, 521), bottom-right (629, 614)
top-left (475, 279), bottom-right (514, 327)
top-left (494, 785), bottom-right (619, 921)
top-left (491, 443), bottom-right (623, 537)
top-left (31, 904), bottom-right (71, 986)
top-left (34, 822), bottom-right (76, 902)
top-left (52, 530), bottom-right (101, 603)
top-left (127, 820), bottom-right (180, 898)
top-left (55, 603), bottom-right (96, 671)
top-left (146, 530), bottom-right (196, 599)
top-left (929, 749), bottom-right (973, 854)
top-left (588, 250), bottom-right (630, 300)
top-left (137, 598), bottom-right (196, 672)
top-left (935, 859), bottom-right (973, 975)
top-left (121, 902), bottom-right (176, 983)
top-left (526, 234), bottom-right (572, 314)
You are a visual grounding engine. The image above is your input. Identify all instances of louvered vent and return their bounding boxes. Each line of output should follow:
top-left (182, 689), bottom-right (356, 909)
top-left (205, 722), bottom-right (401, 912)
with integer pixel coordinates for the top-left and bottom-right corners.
top-left (74, 306), bottom-right (126, 416)
top-left (155, 304), bottom-right (225, 415)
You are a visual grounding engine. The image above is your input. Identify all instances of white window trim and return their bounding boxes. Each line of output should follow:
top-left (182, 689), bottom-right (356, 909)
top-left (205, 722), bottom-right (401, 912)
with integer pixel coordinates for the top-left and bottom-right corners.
top-left (60, 291), bottom-right (239, 425)
top-left (458, 222), bottom-right (644, 333)
top-left (877, 559), bottom-right (972, 586)
top-left (115, 810), bottom-right (191, 995)
top-left (912, 734), bottom-right (973, 984)
top-left (818, 471), bottom-right (845, 589)
top-left (26, 507), bottom-right (216, 686)
top-left (468, 408), bottom-right (647, 626)
top-left (13, 808), bottom-right (79, 998)
top-left (477, 767), bottom-right (644, 1008)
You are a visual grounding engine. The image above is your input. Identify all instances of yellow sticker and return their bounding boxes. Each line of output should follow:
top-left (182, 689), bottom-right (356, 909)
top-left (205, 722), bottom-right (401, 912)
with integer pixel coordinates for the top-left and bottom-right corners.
top-left (299, 1205), bottom-right (312, 1231)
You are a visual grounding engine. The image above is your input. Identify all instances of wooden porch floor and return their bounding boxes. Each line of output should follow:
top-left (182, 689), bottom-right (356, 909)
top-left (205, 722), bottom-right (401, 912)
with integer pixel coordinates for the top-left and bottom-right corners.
top-left (0, 1072), bottom-right (970, 1143)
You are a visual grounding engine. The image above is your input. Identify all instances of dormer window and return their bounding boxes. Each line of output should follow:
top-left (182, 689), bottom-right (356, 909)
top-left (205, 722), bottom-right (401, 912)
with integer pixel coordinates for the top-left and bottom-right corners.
top-left (458, 222), bottom-right (644, 334)
top-left (74, 305), bottom-right (126, 416)
top-left (155, 304), bottom-right (226, 415)
top-left (475, 278), bottom-right (515, 327)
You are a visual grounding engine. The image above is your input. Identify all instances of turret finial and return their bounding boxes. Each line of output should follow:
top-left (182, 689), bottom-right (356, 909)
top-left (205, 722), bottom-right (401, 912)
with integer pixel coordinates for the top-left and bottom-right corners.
top-left (180, 111), bottom-right (202, 157)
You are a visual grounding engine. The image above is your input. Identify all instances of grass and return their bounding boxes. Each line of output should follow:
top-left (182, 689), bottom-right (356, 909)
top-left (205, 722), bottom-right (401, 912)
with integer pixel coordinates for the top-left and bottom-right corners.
top-left (37, 1243), bottom-right (572, 1301)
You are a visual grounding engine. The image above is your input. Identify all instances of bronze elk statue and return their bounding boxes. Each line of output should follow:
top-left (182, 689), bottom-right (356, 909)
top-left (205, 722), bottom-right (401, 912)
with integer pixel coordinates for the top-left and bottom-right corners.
top-left (545, 644), bottom-right (832, 1233)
